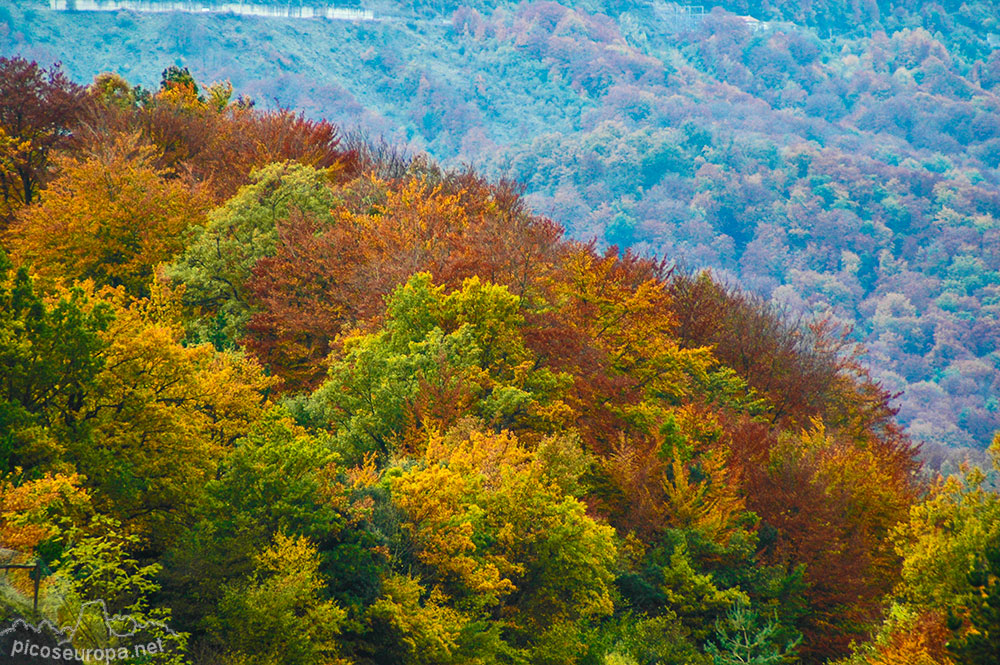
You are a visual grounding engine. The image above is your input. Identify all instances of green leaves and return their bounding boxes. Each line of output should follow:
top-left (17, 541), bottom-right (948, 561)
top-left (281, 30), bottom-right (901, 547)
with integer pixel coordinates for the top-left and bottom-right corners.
top-left (0, 256), bottom-right (113, 472)
top-left (216, 533), bottom-right (348, 665)
top-left (705, 597), bottom-right (802, 665)
top-left (167, 161), bottom-right (335, 346)
top-left (946, 532), bottom-right (1000, 665)
top-left (303, 273), bottom-right (572, 460)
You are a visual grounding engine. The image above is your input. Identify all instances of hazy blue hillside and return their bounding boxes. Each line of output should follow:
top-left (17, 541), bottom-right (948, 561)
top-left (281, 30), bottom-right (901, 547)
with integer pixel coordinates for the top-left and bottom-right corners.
top-left (6, 6), bottom-right (1000, 664)
top-left (3, 0), bottom-right (1000, 458)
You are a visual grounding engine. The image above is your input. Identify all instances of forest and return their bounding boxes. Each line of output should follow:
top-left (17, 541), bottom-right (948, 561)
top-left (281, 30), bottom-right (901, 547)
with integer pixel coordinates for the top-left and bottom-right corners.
top-left (0, 56), bottom-right (998, 665)
top-left (2, 0), bottom-right (999, 457)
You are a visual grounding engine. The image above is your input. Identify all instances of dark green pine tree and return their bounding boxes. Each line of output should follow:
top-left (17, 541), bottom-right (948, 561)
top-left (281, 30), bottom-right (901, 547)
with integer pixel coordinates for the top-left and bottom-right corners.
top-left (160, 65), bottom-right (202, 101)
top-left (705, 597), bottom-right (801, 665)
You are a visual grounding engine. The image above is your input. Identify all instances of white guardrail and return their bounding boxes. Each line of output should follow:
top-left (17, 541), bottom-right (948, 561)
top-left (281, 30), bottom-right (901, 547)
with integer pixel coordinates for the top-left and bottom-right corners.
top-left (48, 1), bottom-right (376, 20)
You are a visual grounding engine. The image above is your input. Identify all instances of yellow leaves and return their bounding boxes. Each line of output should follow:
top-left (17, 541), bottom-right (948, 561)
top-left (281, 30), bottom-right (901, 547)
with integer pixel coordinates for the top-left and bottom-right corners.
top-left (662, 451), bottom-right (744, 542)
top-left (0, 127), bottom-right (32, 175)
top-left (333, 175), bottom-right (470, 257)
top-left (346, 450), bottom-right (380, 489)
top-left (394, 462), bottom-right (515, 602)
top-left (6, 132), bottom-right (210, 295)
top-left (991, 432), bottom-right (1000, 474)
top-left (0, 127), bottom-right (35, 219)
top-left (657, 408), bottom-right (744, 541)
top-left (551, 248), bottom-right (716, 402)
top-left (891, 455), bottom-right (1000, 612)
top-left (395, 424), bottom-right (617, 639)
top-left (155, 81), bottom-right (205, 112)
top-left (526, 398), bottom-right (578, 431)
top-left (425, 429), bottom-right (531, 490)
top-left (369, 574), bottom-right (467, 664)
top-left (391, 176), bottom-right (468, 231)
top-left (0, 471), bottom-right (90, 552)
top-left (221, 532), bottom-right (350, 665)
top-left (65, 288), bottom-right (275, 543)
top-left (254, 532), bottom-right (322, 587)
top-left (393, 425), bottom-right (618, 633)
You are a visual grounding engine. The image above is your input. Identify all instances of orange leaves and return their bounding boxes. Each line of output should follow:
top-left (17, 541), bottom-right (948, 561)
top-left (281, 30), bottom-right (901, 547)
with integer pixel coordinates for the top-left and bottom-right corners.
top-left (603, 405), bottom-right (745, 543)
top-left (529, 247), bottom-right (715, 453)
top-left (847, 609), bottom-right (955, 665)
top-left (732, 417), bottom-right (918, 660)
top-left (0, 471), bottom-right (90, 553)
top-left (554, 248), bottom-right (676, 362)
top-left (6, 132), bottom-right (210, 295)
top-left (394, 462), bottom-right (516, 604)
top-left (80, 68), bottom-right (356, 205)
top-left (245, 174), bottom-right (565, 390)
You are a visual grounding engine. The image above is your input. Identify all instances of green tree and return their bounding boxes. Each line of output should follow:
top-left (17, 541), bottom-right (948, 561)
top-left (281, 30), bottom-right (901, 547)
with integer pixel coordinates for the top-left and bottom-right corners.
top-left (216, 532), bottom-right (349, 665)
top-left (49, 514), bottom-right (187, 665)
top-left (893, 439), bottom-right (1000, 614)
top-left (705, 597), bottom-right (801, 665)
top-left (0, 250), bottom-right (113, 473)
top-left (166, 161), bottom-right (335, 347)
top-left (301, 272), bottom-right (572, 461)
top-left (947, 532), bottom-right (1000, 665)
top-left (837, 436), bottom-right (1000, 665)
top-left (67, 285), bottom-right (273, 548)
top-left (158, 408), bottom-right (386, 637)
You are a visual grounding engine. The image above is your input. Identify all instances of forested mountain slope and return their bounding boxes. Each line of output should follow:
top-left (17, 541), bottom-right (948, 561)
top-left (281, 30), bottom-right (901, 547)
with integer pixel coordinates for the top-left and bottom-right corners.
top-left (2, 0), bottom-right (999, 455)
top-left (1, 55), bottom-right (999, 665)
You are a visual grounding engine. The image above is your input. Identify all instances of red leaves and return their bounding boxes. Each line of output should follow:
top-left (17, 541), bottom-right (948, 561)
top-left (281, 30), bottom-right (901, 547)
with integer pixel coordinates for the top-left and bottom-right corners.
top-left (0, 57), bottom-right (86, 224)
top-left (78, 85), bottom-right (358, 204)
top-left (243, 173), bottom-right (565, 391)
top-left (727, 417), bottom-right (918, 661)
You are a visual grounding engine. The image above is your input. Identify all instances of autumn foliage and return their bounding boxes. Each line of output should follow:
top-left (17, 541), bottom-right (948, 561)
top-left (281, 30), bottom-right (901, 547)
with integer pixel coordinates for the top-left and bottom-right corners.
top-left (2, 60), bottom-right (989, 665)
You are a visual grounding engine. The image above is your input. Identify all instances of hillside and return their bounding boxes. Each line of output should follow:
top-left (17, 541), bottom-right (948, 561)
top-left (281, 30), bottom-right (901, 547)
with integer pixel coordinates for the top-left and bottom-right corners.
top-left (6, 0), bottom-right (998, 456)
top-left (2, 53), bottom-right (1000, 664)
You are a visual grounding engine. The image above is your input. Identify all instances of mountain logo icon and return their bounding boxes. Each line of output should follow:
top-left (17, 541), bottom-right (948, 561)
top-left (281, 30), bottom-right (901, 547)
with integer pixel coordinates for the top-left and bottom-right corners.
top-left (1, 599), bottom-right (179, 647)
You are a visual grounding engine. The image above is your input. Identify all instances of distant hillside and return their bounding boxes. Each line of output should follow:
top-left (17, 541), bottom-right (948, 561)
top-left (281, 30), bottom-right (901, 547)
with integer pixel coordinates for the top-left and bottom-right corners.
top-left (47, 0), bottom-right (370, 19)
top-left (2, 0), bottom-right (999, 456)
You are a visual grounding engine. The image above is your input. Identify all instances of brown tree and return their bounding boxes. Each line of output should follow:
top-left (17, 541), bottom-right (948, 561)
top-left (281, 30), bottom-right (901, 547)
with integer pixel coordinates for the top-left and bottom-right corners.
top-left (0, 57), bottom-right (86, 225)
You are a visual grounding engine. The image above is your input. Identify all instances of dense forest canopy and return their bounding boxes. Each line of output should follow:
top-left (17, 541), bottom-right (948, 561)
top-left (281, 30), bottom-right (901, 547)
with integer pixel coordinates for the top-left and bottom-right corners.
top-left (1, 0), bottom-right (1000, 663)
top-left (0, 52), bottom-right (997, 665)
top-left (2, 0), bottom-right (998, 456)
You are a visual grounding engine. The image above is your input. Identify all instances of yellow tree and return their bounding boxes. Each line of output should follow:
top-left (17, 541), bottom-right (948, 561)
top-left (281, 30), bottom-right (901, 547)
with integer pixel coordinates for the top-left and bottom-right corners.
top-left (7, 132), bottom-right (209, 295)
top-left (390, 428), bottom-right (617, 663)
top-left (0, 472), bottom-right (89, 553)
top-left (68, 282), bottom-right (275, 548)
